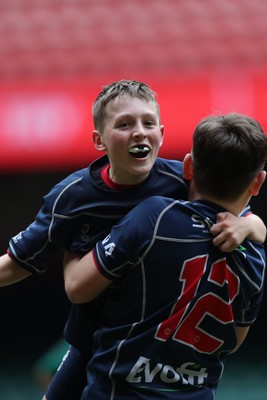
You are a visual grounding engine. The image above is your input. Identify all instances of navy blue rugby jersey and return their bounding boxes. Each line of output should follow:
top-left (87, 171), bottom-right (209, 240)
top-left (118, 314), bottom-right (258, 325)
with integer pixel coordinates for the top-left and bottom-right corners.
top-left (8, 155), bottom-right (188, 273)
top-left (88, 196), bottom-right (266, 399)
top-left (8, 155), bottom-right (187, 352)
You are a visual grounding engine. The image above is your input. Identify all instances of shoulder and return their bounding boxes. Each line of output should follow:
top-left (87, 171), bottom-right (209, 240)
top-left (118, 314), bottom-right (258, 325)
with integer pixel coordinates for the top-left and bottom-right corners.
top-left (231, 240), bottom-right (266, 292)
top-left (155, 157), bottom-right (184, 174)
top-left (153, 158), bottom-right (187, 191)
top-left (43, 156), bottom-right (111, 214)
top-left (47, 155), bottom-right (109, 197)
top-left (123, 196), bottom-right (176, 228)
top-left (95, 197), bottom-right (177, 272)
top-left (40, 167), bottom-right (93, 216)
top-left (134, 195), bottom-right (173, 209)
top-left (46, 167), bottom-right (90, 197)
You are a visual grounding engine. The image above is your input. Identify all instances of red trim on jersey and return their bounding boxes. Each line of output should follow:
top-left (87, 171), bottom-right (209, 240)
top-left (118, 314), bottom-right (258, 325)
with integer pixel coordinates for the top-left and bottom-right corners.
top-left (101, 164), bottom-right (139, 190)
top-left (92, 248), bottom-right (102, 273)
top-left (7, 249), bottom-right (13, 258)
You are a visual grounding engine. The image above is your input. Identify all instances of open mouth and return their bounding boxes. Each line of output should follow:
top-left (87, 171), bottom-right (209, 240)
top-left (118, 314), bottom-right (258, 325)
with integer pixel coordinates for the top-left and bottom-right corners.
top-left (128, 145), bottom-right (150, 158)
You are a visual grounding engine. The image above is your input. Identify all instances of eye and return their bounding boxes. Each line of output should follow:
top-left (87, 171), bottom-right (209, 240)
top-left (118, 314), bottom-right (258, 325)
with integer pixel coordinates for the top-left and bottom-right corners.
top-left (118, 121), bottom-right (130, 129)
top-left (144, 120), bottom-right (156, 127)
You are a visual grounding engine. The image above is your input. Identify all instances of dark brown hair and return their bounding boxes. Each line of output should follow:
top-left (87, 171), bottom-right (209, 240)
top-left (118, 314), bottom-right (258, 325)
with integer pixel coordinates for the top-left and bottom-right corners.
top-left (92, 79), bottom-right (160, 132)
top-left (192, 113), bottom-right (267, 201)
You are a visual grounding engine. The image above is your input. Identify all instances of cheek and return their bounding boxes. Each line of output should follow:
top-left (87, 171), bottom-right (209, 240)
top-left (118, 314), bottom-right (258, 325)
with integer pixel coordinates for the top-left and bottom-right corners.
top-left (106, 140), bottom-right (126, 159)
top-left (108, 134), bottom-right (128, 150)
top-left (152, 136), bottom-right (164, 152)
top-left (102, 134), bottom-right (119, 150)
top-left (151, 129), bottom-right (164, 145)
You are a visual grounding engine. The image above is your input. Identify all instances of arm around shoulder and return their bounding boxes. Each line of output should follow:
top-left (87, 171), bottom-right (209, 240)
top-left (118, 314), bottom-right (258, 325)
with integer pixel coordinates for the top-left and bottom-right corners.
top-left (245, 213), bottom-right (266, 243)
top-left (64, 250), bottom-right (112, 304)
top-left (211, 212), bottom-right (266, 252)
top-left (0, 253), bottom-right (32, 286)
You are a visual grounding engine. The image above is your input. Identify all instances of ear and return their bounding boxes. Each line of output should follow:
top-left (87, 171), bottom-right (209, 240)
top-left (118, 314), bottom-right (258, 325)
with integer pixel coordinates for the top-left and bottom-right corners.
top-left (159, 125), bottom-right (165, 148)
top-left (92, 130), bottom-right (106, 152)
top-left (249, 170), bottom-right (266, 196)
top-left (183, 153), bottom-right (193, 180)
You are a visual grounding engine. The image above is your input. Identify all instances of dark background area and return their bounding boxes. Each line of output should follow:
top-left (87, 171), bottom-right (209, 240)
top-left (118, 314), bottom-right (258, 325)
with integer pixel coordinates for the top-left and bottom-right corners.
top-left (0, 172), bottom-right (71, 363)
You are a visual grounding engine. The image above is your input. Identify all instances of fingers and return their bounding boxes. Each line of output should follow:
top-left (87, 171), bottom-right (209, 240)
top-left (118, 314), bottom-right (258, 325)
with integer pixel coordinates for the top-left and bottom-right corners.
top-left (212, 235), bottom-right (236, 253)
top-left (216, 211), bottom-right (229, 223)
top-left (211, 212), bottom-right (240, 252)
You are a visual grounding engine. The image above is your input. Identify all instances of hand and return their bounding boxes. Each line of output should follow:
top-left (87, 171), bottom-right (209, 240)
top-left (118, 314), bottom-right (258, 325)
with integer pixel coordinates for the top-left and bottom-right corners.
top-left (210, 212), bottom-right (247, 252)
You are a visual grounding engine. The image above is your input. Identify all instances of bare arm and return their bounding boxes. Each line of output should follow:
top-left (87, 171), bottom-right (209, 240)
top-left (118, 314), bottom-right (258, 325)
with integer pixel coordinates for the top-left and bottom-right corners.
top-left (0, 254), bottom-right (32, 286)
top-left (210, 212), bottom-right (266, 252)
top-left (64, 250), bottom-right (111, 304)
top-left (231, 326), bottom-right (250, 353)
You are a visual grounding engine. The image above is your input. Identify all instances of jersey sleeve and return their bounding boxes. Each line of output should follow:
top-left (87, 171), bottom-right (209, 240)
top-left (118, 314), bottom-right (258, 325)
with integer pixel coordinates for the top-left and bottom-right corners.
top-left (93, 196), bottom-right (166, 281)
top-left (8, 192), bottom-right (61, 274)
top-left (7, 177), bottom-right (81, 274)
top-left (232, 240), bottom-right (266, 326)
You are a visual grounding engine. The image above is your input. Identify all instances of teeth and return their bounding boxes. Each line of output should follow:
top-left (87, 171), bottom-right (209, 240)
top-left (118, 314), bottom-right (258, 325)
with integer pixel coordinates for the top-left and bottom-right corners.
top-left (129, 146), bottom-right (150, 154)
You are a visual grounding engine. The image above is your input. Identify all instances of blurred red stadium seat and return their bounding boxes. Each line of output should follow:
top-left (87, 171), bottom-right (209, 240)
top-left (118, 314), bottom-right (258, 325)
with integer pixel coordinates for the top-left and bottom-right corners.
top-left (0, 0), bottom-right (267, 82)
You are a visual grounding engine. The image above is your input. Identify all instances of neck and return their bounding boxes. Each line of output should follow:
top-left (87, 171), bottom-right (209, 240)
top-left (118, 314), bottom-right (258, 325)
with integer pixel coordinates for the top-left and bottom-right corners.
top-left (202, 196), bottom-right (247, 216)
top-left (189, 183), bottom-right (250, 216)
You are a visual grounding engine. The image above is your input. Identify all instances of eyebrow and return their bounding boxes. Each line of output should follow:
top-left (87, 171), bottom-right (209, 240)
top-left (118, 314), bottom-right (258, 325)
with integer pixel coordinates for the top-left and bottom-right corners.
top-left (113, 111), bottom-right (158, 120)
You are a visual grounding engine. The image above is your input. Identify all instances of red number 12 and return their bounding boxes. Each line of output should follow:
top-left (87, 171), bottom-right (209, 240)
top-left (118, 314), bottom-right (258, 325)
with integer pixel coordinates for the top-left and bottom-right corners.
top-left (155, 255), bottom-right (239, 353)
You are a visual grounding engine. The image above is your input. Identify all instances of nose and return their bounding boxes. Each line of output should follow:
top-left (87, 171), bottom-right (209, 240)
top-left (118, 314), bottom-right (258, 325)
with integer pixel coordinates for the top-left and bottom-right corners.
top-left (132, 122), bottom-right (147, 139)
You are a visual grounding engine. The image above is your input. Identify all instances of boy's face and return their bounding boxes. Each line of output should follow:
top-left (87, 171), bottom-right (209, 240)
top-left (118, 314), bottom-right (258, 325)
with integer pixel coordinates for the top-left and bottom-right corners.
top-left (93, 95), bottom-right (164, 185)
